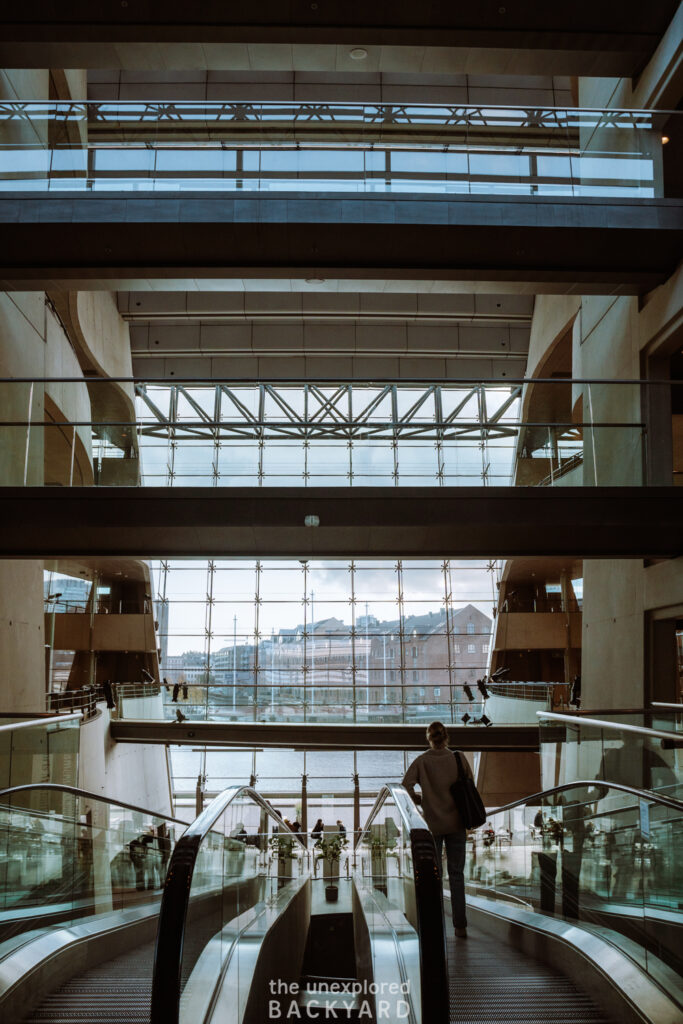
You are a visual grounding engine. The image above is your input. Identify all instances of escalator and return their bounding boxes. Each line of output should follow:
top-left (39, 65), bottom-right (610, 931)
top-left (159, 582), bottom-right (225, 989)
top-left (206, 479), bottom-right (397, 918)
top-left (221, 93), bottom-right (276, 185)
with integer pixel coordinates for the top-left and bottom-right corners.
top-left (355, 785), bottom-right (612, 1024)
top-left (0, 782), bottom-right (187, 1023)
top-left (0, 783), bottom-right (307, 1024)
top-left (148, 781), bottom-right (672, 1023)
top-left (462, 778), bottom-right (683, 990)
top-left (2, 773), bottom-right (682, 1023)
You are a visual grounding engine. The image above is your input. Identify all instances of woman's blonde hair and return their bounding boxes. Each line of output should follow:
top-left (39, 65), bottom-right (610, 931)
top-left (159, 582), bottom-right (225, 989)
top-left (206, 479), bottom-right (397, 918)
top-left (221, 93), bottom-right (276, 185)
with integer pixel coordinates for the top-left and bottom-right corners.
top-left (426, 721), bottom-right (449, 748)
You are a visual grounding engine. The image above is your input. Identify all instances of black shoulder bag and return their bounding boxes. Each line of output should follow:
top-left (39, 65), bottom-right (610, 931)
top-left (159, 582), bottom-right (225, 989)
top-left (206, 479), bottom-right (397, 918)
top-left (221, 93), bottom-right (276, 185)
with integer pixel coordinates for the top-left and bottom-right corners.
top-left (449, 750), bottom-right (486, 829)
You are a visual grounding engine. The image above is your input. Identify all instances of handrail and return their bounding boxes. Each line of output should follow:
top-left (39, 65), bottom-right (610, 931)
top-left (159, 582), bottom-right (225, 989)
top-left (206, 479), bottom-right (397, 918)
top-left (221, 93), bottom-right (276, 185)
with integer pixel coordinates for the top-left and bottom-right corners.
top-left (487, 778), bottom-right (683, 817)
top-left (0, 782), bottom-right (186, 825)
top-left (652, 702), bottom-right (683, 709)
top-left (176, 783), bottom-right (306, 850)
top-left (0, 100), bottom-right (678, 114)
top-left (356, 782), bottom-right (427, 848)
top-left (537, 710), bottom-right (680, 743)
top-left (0, 375), bottom-right (677, 385)
top-left (554, 706), bottom-right (679, 715)
top-left (150, 785), bottom-right (305, 1024)
top-left (0, 713), bottom-right (82, 733)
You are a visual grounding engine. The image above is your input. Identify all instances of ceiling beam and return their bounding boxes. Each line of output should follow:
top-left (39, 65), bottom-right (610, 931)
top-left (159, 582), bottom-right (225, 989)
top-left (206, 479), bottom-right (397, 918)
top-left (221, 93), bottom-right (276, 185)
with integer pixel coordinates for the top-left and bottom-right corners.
top-left (2, 487), bottom-right (681, 558)
top-left (1, 193), bottom-right (680, 292)
top-left (110, 718), bottom-right (539, 752)
top-left (118, 291), bottom-right (535, 324)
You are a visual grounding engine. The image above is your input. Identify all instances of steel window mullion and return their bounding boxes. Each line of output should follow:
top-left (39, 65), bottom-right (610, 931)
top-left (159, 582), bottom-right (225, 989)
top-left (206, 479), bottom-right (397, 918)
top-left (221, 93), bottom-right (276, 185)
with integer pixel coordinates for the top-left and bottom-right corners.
top-left (391, 386), bottom-right (399, 486)
top-left (258, 385), bottom-right (265, 486)
top-left (254, 561), bottom-right (261, 722)
top-left (212, 385), bottom-right (221, 486)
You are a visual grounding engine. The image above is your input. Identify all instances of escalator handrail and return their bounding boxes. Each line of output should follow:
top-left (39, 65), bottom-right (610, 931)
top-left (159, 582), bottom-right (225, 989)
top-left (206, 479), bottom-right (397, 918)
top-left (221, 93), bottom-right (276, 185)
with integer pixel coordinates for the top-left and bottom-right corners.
top-left (538, 709), bottom-right (681, 742)
top-left (171, 783), bottom-right (307, 849)
top-left (486, 778), bottom-right (683, 817)
top-left (355, 783), bottom-right (450, 1023)
top-left (0, 782), bottom-right (187, 824)
top-left (355, 782), bottom-right (427, 848)
top-left (150, 784), bottom-right (305, 1024)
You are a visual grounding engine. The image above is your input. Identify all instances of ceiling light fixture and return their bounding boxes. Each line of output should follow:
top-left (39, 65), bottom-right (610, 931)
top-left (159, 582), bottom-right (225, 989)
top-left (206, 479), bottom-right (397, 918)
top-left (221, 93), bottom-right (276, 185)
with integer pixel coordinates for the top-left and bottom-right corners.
top-left (305, 277), bottom-right (325, 284)
top-left (662, 135), bottom-right (670, 144)
top-left (350, 48), bottom-right (368, 60)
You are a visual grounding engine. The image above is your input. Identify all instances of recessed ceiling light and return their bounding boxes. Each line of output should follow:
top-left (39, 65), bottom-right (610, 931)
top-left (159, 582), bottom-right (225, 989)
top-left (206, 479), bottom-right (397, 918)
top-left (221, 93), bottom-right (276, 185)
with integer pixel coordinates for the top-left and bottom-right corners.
top-left (349, 48), bottom-right (368, 60)
top-left (305, 277), bottom-right (325, 284)
top-left (662, 135), bottom-right (670, 144)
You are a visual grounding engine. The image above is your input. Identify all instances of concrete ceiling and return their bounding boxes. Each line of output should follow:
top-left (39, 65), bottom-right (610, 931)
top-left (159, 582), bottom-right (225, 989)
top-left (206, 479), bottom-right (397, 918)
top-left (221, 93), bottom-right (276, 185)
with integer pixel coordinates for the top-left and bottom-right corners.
top-left (117, 291), bottom-right (534, 322)
top-left (123, 290), bottom-right (532, 379)
top-left (0, 1), bottom-right (676, 75)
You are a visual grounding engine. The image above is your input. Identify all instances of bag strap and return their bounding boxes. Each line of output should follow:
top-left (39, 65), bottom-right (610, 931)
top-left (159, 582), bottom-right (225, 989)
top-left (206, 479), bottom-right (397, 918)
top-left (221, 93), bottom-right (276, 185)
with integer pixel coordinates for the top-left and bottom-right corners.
top-left (453, 749), bottom-right (464, 778)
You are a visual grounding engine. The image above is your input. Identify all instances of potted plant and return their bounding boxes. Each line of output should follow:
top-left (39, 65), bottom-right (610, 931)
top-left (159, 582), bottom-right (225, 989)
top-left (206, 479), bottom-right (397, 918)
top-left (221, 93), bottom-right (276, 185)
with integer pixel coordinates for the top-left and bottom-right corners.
top-left (314, 832), bottom-right (349, 902)
top-left (269, 832), bottom-right (298, 885)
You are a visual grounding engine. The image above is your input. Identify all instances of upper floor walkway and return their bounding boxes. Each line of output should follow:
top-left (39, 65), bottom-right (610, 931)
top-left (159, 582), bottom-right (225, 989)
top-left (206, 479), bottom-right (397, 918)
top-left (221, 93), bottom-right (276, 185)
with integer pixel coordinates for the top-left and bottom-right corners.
top-left (1, 102), bottom-right (681, 289)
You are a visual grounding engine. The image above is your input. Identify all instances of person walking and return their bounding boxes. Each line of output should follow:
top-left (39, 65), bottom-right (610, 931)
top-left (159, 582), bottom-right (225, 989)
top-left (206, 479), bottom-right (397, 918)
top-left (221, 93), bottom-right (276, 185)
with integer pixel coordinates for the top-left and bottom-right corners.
top-left (311, 817), bottom-right (324, 841)
top-left (402, 720), bottom-right (473, 938)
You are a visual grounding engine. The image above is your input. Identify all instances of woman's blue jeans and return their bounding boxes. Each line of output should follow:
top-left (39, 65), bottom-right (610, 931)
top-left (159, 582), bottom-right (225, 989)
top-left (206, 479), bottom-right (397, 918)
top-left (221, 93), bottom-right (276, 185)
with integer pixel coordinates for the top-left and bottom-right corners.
top-left (434, 830), bottom-right (467, 929)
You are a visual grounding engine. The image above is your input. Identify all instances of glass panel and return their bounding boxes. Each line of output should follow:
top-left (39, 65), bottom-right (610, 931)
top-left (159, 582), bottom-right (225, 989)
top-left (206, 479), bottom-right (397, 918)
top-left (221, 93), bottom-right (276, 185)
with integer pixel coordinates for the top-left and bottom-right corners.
top-left (539, 715), bottom-right (682, 802)
top-left (465, 782), bottom-right (683, 986)
top-left (0, 785), bottom-right (180, 959)
top-left (120, 557), bottom-right (501, 727)
top-left (0, 718), bottom-right (80, 790)
top-left (355, 790), bottom-right (423, 1021)
top-left (176, 793), bottom-right (308, 1024)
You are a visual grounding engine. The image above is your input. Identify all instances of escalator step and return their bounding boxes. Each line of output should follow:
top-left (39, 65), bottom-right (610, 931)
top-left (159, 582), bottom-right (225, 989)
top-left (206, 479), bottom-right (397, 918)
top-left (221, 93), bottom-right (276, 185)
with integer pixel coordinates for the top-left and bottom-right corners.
top-left (24, 941), bottom-right (155, 1024)
top-left (446, 927), bottom-right (611, 1023)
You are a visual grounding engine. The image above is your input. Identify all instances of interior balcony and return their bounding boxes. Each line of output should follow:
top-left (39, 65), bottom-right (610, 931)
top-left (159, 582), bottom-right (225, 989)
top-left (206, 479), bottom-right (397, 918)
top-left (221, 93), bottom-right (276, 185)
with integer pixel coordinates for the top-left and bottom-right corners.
top-left (0, 102), bottom-right (680, 290)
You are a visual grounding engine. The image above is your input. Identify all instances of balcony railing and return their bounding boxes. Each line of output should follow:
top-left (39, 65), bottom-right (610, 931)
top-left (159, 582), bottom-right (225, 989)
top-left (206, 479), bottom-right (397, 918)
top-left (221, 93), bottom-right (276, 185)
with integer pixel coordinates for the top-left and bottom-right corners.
top-left (1, 376), bottom-right (673, 488)
top-left (0, 102), bottom-right (677, 198)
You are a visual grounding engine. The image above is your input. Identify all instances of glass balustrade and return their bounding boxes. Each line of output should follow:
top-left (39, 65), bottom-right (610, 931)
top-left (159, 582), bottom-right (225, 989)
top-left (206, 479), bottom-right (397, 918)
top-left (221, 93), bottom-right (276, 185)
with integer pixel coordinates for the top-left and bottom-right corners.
top-left (354, 784), bottom-right (448, 1023)
top-left (0, 715), bottom-right (81, 791)
top-left (0, 783), bottom-right (184, 959)
top-left (460, 782), bottom-right (683, 990)
top-left (151, 787), bottom-right (309, 1024)
top-left (539, 711), bottom-right (683, 803)
top-left (1, 376), bottom-right (671, 489)
top-left (0, 102), bottom-right (677, 198)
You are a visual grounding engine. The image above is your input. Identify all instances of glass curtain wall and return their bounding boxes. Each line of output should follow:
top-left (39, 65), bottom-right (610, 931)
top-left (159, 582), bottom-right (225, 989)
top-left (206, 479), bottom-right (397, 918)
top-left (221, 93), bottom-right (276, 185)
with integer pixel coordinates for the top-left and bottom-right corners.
top-left (152, 558), bottom-right (495, 724)
top-left (135, 383), bottom-right (521, 487)
top-left (170, 747), bottom-right (430, 831)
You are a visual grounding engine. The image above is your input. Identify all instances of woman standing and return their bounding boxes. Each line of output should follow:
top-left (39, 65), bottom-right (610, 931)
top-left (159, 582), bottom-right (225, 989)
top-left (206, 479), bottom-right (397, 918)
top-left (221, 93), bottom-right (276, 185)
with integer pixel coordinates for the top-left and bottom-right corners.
top-left (402, 721), bottom-right (473, 938)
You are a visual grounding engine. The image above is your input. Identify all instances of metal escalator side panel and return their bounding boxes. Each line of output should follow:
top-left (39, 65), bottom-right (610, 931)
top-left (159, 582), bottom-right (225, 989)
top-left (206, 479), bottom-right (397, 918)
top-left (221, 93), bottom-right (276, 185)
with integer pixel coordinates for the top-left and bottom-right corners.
top-left (409, 827), bottom-right (449, 1024)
